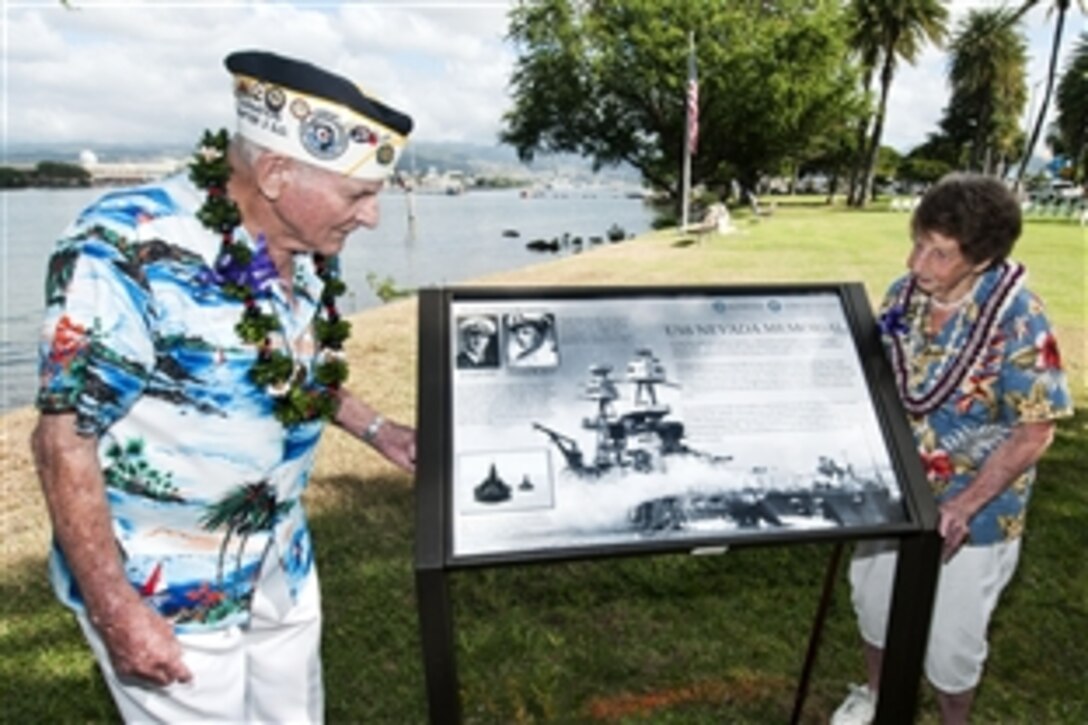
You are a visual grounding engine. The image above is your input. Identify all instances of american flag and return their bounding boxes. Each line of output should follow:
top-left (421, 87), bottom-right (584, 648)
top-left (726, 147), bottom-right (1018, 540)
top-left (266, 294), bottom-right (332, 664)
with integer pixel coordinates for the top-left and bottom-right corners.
top-left (686, 41), bottom-right (699, 157)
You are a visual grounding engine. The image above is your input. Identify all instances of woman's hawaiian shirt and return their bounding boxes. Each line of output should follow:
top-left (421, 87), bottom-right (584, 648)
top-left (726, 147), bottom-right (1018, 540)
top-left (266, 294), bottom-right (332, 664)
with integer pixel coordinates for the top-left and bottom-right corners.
top-left (878, 261), bottom-right (1072, 546)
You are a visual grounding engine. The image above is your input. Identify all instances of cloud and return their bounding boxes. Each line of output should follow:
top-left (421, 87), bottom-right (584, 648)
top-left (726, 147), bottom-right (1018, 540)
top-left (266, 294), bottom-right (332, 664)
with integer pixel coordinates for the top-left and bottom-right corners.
top-left (2, 0), bottom-right (1079, 156)
top-left (4, 1), bottom-right (515, 149)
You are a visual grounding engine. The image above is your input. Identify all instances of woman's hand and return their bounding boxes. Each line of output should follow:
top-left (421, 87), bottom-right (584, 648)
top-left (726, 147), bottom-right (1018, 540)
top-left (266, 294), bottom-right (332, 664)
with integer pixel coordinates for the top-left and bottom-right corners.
top-left (937, 498), bottom-right (973, 561)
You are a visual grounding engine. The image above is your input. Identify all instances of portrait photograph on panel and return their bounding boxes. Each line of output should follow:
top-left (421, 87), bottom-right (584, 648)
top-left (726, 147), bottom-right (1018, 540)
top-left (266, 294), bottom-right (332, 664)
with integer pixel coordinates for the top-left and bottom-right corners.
top-left (503, 312), bottom-right (560, 368)
top-left (455, 314), bottom-right (500, 370)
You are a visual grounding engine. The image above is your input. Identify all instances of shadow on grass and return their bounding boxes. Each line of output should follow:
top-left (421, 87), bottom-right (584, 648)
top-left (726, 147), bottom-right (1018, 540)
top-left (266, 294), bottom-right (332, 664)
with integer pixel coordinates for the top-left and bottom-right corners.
top-left (4, 411), bottom-right (1085, 723)
top-left (761, 197), bottom-right (835, 208)
top-left (1, 565), bottom-right (118, 721)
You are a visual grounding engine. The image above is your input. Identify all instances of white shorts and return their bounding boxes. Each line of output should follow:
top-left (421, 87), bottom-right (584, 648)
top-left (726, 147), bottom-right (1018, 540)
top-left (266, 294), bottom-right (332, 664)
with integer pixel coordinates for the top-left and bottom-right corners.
top-left (848, 538), bottom-right (1021, 694)
top-left (78, 561), bottom-right (324, 723)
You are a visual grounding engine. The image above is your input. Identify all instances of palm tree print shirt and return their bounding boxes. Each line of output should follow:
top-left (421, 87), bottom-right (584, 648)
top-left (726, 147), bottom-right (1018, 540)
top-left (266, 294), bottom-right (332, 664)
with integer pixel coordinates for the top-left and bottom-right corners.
top-left (37, 175), bottom-right (330, 632)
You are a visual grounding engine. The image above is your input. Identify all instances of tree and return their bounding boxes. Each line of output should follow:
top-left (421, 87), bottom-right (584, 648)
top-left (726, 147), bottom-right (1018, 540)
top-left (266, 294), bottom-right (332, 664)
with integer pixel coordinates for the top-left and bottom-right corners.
top-left (1053, 32), bottom-right (1088, 182)
top-left (844, 0), bottom-right (884, 203)
top-left (908, 131), bottom-right (966, 169)
top-left (848, 0), bottom-right (948, 207)
top-left (33, 161), bottom-right (91, 187)
top-left (0, 167), bottom-right (30, 189)
top-left (898, 155), bottom-right (953, 186)
top-left (797, 119), bottom-right (858, 203)
top-left (1004, 1), bottom-right (1087, 188)
top-left (501, 0), bottom-right (860, 205)
top-left (873, 145), bottom-right (902, 191)
top-left (944, 8), bottom-right (1027, 175)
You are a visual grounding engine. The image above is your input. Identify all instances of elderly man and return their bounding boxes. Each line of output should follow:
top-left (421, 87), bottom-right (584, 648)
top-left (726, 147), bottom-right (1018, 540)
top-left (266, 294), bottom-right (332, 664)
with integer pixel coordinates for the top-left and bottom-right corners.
top-left (31, 50), bottom-right (415, 722)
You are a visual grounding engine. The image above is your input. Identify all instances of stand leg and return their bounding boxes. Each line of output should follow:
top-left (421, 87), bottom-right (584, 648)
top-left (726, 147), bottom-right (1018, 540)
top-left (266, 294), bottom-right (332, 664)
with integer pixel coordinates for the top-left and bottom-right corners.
top-left (416, 568), bottom-right (461, 725)
top-left (874, 532), bottom-right (942, 724)
top-left (790, 542), bottom-right (845, 725)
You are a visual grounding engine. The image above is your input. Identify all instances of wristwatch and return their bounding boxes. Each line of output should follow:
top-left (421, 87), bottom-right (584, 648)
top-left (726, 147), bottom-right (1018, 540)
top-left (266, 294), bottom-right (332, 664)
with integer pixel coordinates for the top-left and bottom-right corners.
top-left (362, 414), bottom-right (385, 444)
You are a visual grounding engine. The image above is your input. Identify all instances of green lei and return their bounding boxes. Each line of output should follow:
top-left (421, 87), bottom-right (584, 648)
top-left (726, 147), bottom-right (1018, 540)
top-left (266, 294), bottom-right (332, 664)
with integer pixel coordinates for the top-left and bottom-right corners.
top-left (188, 129), bottom-right (350, 426)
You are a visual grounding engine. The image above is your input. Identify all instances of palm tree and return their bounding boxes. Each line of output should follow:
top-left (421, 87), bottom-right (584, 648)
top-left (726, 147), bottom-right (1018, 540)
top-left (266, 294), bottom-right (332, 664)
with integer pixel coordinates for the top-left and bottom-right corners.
top-left (201, 481), bottom-right (294, 593)
top-left (946, 9), bottom-right (1028, 175)
top-left (845, 0), bottom-right (883, 203)
top-left (850, 0), bottom-right (949, 207)
top-left (1007, 0), bottom-right (1087, 188)
top-left (1053, 32), bottom-right (1088, 180)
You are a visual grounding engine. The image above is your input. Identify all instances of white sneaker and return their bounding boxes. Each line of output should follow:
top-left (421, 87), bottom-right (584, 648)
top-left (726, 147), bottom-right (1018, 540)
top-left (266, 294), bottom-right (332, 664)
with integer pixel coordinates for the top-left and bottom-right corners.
top-left (829, 683), bottom-right (876, 725)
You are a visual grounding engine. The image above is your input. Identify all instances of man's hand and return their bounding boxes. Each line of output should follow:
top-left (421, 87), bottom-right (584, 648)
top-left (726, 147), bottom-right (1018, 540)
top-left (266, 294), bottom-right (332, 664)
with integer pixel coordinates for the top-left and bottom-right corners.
top-left (32, 413), bottom-right (190, 688)
top-left (95, 597), bottom-right (192, 686)
top-left (332, 392), bottom-right (416, 473)
top-left (368, 418), bottom-right (416, 473)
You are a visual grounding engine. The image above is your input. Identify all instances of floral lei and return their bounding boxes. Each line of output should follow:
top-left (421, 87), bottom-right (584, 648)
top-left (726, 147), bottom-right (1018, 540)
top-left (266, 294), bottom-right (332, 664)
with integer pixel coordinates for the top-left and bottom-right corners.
top-left (878, 261), bottom-right (1025, 416)
top-left (189, 129), bottom-right (350, 426)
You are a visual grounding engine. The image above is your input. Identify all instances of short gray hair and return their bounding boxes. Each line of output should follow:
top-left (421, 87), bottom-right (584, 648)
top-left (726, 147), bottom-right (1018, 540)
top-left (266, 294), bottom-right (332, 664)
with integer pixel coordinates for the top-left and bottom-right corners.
top-left (230, 134), bottom-right (270, 170)
top-left (230, 133), bottom-right (337, 185)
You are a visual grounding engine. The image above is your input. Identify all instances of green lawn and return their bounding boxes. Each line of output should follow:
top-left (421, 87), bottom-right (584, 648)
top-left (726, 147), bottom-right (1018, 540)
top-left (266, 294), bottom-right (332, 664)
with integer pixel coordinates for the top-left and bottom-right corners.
top-left (2, 201), bottom-right (1084, 723)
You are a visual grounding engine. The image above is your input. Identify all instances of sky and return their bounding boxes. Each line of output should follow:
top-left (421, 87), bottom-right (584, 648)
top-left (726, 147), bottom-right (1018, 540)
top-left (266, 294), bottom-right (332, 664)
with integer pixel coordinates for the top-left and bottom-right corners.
top-left (1, 0), bottom-right (1082, 159)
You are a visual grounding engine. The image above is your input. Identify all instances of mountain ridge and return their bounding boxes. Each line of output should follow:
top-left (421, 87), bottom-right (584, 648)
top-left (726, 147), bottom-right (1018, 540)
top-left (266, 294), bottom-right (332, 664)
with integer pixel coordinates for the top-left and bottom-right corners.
top-left (3, 140), bottom-right (639, 181)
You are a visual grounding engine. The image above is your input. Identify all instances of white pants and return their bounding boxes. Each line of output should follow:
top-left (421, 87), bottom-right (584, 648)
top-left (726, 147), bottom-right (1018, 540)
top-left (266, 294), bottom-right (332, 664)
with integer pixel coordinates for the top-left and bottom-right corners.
top-left (849, 538), bottom-right (1021, 694)
top-left (78, 562), bottom-right (324, 723)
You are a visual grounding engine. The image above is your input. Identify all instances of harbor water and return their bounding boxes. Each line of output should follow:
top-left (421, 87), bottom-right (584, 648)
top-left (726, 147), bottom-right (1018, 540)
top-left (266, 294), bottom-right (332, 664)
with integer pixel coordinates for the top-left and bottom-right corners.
top-left (1, 184), bottom-right (655, 413)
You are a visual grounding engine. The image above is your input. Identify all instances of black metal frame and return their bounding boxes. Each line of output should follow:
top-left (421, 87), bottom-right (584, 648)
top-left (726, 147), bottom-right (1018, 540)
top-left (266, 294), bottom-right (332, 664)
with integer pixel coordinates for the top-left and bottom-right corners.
top-left (415, 284), bottom-right (940, 724)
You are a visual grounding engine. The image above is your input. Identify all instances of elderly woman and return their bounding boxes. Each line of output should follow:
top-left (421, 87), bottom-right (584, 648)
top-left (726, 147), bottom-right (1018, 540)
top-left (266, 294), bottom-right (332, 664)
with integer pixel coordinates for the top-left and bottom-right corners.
top-left (831, 173), bottom-right (1073, 725)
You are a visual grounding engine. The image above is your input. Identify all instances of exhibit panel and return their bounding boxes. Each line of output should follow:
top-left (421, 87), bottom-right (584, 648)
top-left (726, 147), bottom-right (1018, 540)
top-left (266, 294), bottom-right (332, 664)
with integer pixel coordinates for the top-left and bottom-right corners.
top-left (420, 285), bottom-right (932, 567)
top-left (414, 284), bottom-right (940, 725)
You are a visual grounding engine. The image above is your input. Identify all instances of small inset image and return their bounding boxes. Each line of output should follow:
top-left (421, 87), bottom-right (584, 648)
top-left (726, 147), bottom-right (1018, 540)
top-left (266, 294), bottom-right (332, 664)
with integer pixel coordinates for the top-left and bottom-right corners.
top-left (504, 312), bottom-right (559, 368)
top-left (456, 314), bottom-right (500, 369)
top-left (458, 449), bottom-right (555, 514)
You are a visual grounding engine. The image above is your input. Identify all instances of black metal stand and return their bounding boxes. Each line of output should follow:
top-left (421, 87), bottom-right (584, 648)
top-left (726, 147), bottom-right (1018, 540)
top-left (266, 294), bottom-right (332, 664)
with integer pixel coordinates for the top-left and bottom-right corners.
top-left (415, 288), bottom-right (460, 723)
top-left (788, 532), bottom-right (942, 724)
top-left (416, 569), bottom-right (461, 724)
top-left (418, 535), bottom-right (941, 725)
top-left (874, 532), bottom-right (943, 723)
top-left (791, 541), bottom-right (846, 724)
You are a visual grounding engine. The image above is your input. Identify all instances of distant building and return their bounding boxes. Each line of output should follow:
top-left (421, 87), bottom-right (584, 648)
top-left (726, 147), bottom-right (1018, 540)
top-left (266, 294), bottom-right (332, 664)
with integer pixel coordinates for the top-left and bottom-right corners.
top-left (78, 149), bottom-right (185, 186)
top-left (413, 166), bottom-right (467, 195)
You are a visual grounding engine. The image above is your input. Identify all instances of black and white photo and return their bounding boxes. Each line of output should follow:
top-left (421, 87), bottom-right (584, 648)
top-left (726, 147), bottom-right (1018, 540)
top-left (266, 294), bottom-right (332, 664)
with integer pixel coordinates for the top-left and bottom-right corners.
top-left (440, 289), bottom-right (913, 560)
top-left (455, 314), bottom-right (500, 370)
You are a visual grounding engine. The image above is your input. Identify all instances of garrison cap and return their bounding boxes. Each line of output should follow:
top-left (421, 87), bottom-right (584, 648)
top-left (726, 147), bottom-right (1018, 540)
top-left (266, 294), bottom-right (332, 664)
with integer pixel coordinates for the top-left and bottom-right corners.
top-left (225, 50), bottom-right (413, 180)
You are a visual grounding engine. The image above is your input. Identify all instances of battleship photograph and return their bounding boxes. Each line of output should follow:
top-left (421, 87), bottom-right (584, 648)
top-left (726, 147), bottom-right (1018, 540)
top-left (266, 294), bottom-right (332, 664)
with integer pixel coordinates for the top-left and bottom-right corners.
top-left (530, 348), bottom-right (905, 539)
top-left (532, 347), bottom-right (732, 478)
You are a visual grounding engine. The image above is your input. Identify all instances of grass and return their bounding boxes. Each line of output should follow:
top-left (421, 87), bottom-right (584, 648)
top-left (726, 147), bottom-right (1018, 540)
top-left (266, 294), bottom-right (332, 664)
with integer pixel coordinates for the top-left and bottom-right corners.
top-left (1, 199), bottom-right (1084, 723)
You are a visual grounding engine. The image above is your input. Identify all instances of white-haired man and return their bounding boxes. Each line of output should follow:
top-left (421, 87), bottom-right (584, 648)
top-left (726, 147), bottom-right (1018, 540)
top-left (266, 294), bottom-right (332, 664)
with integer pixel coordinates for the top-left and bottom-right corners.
top-left (32, 50), bottom-right (415, 722)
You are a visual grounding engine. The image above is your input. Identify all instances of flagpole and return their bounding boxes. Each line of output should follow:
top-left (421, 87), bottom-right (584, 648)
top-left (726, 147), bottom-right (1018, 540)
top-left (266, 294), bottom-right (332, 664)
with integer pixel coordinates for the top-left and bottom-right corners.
top-left (681, 31), bottom-right (696, 231)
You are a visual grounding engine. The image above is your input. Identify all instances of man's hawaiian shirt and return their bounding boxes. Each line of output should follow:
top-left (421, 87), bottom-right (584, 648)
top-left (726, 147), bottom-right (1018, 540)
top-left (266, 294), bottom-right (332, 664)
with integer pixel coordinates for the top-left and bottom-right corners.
top-left (38, 174), bottom-right (332, 632)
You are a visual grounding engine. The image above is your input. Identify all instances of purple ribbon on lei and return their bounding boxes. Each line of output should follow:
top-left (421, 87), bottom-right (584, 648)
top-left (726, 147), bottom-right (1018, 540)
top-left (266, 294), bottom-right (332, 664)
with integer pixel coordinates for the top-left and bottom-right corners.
top-left (203, 233), bottom-right (279, 294)
top-left (878, 304), bottom-right (909, 337)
